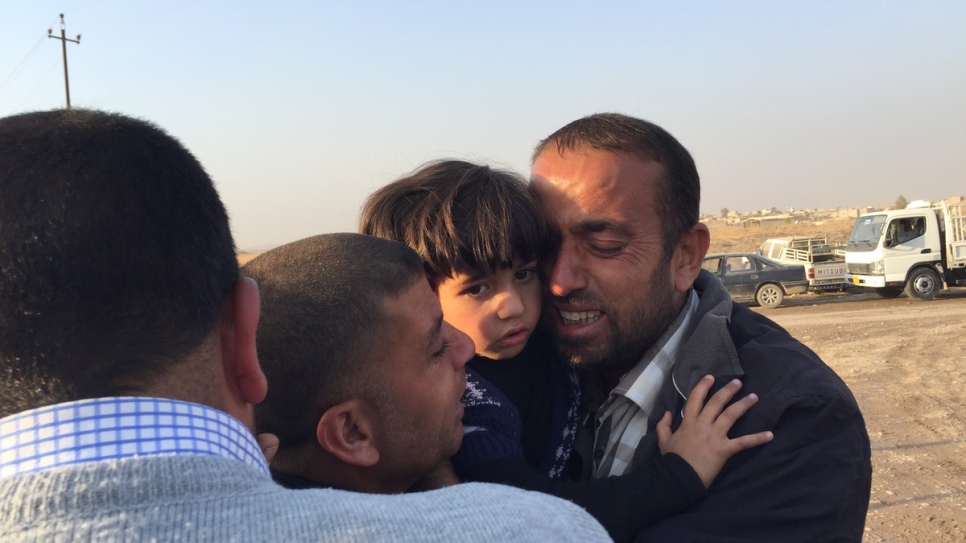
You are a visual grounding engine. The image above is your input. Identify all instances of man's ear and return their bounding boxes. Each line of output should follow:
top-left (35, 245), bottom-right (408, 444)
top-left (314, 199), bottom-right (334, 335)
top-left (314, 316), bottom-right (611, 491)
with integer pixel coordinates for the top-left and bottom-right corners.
top-left (670, 223), bottom-right (711, 294)
top-left (219, 277), bottom-right (268, 418)
top-left (316, 399), bottom-right (380, 468)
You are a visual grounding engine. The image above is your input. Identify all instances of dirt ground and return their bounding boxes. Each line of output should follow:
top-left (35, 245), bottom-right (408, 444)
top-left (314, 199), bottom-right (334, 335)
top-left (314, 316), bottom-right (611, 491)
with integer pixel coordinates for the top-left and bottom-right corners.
top-left (712, 221), bottom-right (966, 542)
top-left (752, 290), bottom-right (966, 542)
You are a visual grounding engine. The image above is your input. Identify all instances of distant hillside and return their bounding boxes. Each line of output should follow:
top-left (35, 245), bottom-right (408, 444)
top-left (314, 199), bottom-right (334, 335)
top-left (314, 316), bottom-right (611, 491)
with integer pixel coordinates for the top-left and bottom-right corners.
top-left (236, 252), bottom-right (261, 265)
top-left (707, 218), bottom-right (855, 254)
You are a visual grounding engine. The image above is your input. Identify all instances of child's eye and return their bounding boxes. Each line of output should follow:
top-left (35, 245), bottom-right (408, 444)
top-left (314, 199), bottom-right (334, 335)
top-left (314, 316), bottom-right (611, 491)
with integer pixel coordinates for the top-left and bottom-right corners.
top-left (514, 268), bottom-right (536, 282)
top-left (463, 284), bottom-right (488, 297)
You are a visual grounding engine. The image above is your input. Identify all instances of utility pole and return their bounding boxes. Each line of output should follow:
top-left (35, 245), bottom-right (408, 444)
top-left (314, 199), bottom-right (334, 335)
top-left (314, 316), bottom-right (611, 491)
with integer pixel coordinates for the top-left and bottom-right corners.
top-left (48, 14), bottom-right (81, 110)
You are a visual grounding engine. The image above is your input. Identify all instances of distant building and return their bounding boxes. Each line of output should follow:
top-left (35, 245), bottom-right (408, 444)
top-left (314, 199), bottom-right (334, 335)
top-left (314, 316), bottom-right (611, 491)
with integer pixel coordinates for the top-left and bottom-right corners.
top-left (741, 214), bottom-right (796, 228)
top-left (837, 208), bottom-right (862, 219)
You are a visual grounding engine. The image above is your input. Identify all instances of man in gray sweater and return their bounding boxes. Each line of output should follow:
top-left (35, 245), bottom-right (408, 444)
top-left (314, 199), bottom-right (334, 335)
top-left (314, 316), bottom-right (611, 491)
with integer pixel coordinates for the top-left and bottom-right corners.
top-left (0, 109), bottom-right (610, 542)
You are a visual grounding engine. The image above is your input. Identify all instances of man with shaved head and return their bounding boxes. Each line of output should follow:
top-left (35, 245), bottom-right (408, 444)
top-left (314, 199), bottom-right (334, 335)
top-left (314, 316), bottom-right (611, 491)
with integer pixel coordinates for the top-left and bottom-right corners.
top-left (244, 233), bottom-right (475, 494)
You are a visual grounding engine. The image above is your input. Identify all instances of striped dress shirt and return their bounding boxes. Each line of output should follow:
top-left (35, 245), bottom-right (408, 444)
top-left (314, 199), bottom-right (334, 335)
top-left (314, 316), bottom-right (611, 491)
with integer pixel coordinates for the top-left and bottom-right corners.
top-left (593, 289), bottom-right (698, 478)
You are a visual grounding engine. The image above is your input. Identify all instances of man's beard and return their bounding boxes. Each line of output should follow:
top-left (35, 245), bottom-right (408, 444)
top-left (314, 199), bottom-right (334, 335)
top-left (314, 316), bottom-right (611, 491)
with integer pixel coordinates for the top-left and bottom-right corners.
top-left (544, 262), bottom-right (681, 373)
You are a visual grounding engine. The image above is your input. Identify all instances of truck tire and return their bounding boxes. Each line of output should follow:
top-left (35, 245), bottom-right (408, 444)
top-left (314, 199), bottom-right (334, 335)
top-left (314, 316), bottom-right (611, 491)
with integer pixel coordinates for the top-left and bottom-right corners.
top-left (904, 267), bottom-right (941, 301)
top-left (756, 283), bottom-right (784, 308)
top-left (875, 287), bottom-right (903, 298)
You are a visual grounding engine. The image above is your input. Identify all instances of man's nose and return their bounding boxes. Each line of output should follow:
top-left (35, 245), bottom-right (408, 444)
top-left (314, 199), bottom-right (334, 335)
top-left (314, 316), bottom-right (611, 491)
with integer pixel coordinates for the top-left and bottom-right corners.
top-left (547, 242), bottom-right (585, 298)
top-left (448, 325), bottom-right (475, 370)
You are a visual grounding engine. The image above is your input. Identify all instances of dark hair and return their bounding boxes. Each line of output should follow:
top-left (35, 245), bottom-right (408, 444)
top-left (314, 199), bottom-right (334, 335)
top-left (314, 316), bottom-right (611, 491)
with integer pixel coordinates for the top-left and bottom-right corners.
top-left (359, 160), bottom-right (549, 283)
top-left (0, 109), bottom-right (238, 417)
top-left (244, 233), bottom-right (426, 453)
top-left (533, 113), bottom-right (700, 260)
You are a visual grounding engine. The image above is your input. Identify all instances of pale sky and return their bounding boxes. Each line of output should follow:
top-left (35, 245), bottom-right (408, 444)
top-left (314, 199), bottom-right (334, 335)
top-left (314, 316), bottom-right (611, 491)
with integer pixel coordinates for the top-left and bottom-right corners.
top-left (3, 1), bottom-right (964, 250)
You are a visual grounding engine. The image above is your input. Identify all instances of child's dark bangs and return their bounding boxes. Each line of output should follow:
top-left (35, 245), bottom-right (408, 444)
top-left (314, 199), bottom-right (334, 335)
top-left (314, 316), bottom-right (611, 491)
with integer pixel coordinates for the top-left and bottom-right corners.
top-left (451, 192), bottom-right (547, 277)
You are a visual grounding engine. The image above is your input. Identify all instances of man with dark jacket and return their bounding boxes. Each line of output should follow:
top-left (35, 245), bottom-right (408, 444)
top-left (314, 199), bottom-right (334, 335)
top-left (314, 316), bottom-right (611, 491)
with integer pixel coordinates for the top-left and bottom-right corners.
top-left (504, 112), bottom-right (871, 541)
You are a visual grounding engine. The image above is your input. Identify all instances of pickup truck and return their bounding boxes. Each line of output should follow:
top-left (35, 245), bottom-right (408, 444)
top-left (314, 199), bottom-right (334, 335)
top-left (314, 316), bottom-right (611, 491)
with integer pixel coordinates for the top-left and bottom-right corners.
top-left (845, 198), bottom-right (966, 300)
top-left (758, 236), bottom-right (849, 291)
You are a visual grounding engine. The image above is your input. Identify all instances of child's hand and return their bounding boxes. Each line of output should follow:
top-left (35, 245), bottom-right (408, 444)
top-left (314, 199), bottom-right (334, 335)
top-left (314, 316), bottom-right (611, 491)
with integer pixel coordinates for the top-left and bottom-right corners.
top-left (256, 433), bottom-right (279, 463)
top-left (656, 375), bottom-right (774, 489)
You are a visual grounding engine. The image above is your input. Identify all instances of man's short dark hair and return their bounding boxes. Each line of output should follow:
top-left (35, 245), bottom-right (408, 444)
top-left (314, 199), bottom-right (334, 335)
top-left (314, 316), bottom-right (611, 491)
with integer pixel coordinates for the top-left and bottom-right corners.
top-left (244, 233), bottom-right (425, 459)
top-left (532, 113), bottom-right (700, 260)
top-left (359, 160), bottom-right (548, 283)
top-left (0, 109), bottom-right (238, 418)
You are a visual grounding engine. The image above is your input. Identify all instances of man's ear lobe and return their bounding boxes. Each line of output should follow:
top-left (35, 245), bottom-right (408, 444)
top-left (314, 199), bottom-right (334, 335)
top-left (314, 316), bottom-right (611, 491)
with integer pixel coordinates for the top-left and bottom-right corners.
top-left (671, 223), bottom-right (711, 293)
top-left (224, 277), bottom-right (267, 405)
top-left (316, 400), bottom-right (380, 468)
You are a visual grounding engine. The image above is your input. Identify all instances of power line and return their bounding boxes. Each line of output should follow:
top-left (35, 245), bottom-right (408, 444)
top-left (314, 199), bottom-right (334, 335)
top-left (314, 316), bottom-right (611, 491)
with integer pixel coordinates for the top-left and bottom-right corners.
top-left (0, 16), bottom-right (59, 104)
top-left (17, 59), bottom-right (59, 110)
top-left (0, 33), bottom-right (48, 99)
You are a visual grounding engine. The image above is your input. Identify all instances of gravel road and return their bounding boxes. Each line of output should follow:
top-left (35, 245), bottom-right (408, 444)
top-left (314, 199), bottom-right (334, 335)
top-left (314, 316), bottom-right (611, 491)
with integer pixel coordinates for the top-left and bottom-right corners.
top-left (753, 289), bottom-right (966, 542)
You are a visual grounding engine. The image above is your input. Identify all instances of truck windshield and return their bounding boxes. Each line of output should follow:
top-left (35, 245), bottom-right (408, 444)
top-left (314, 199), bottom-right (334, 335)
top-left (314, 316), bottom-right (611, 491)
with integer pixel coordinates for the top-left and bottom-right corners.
top-left (847, 214), bottom-right (886, 252)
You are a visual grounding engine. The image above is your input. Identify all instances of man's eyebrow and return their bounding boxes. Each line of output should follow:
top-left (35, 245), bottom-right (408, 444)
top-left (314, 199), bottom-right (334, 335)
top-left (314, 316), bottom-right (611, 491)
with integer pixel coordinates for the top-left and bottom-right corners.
top-left (574, 218), bottom-right (628, 235)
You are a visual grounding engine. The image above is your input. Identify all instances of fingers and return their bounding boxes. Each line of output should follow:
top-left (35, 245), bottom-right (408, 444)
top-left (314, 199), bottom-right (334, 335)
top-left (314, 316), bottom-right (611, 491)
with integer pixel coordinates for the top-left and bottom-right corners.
top-left (728, 430), bottom-right (774, 454)
top-left (655, 411), bottom-right (673, 447)
top-left (703, 384), bottom-right (773, 455)
top-left (680, 376), bottom-right (772, 456)
top-left (715, 391), bottom-right (760, 428)
top-left (257, 433), bottom-right (279, 463)
top-left (698, 378), bottom-right (744, 423)
top-left (683, 375), bottom-right (714, 419)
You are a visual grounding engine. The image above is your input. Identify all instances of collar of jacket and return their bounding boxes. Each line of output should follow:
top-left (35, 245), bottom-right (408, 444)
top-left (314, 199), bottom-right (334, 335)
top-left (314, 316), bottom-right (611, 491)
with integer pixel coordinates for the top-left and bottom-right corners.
top-left (668, 268), bottom-right (746, 402)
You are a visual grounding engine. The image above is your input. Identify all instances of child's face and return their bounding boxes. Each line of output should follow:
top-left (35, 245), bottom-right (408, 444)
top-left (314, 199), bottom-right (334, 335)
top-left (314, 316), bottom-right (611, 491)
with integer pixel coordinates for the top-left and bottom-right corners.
top-left (436, 260), bottom-right (542, 360)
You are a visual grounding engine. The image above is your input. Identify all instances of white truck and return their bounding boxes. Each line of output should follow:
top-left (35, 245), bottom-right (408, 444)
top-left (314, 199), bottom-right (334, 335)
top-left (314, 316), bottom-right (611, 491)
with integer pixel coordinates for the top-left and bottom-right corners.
top-left (844, 197), bottom-right (966, 300)
top-left (758, 236), bottom-right (849, 291)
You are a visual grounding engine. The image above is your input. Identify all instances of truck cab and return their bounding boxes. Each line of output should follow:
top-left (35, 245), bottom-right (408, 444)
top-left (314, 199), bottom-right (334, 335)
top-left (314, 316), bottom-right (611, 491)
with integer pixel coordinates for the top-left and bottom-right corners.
top-left (845, 199), bottom-right (966, 300)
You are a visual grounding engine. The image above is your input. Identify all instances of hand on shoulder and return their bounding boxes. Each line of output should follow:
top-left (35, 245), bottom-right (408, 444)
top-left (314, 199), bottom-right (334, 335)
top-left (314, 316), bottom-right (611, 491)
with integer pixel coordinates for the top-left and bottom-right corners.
top-left (656, 375), bottom-right (774, 488)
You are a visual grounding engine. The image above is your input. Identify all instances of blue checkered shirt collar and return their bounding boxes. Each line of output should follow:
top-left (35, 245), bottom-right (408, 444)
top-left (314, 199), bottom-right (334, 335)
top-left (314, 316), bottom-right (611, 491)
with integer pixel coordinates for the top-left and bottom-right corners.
top-left (0, 397), bottom-right (269, 478)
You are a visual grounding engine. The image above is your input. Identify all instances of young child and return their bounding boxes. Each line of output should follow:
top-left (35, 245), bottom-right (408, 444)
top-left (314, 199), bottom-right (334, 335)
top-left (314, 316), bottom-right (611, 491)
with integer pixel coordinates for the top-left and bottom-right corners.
top-left (360, 160), bottom-right (771, 541)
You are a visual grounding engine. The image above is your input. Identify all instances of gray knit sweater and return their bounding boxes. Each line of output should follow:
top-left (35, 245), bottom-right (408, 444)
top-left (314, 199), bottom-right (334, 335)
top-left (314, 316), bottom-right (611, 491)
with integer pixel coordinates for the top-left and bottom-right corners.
top-left (0, 454), bottom-right (611, 542)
